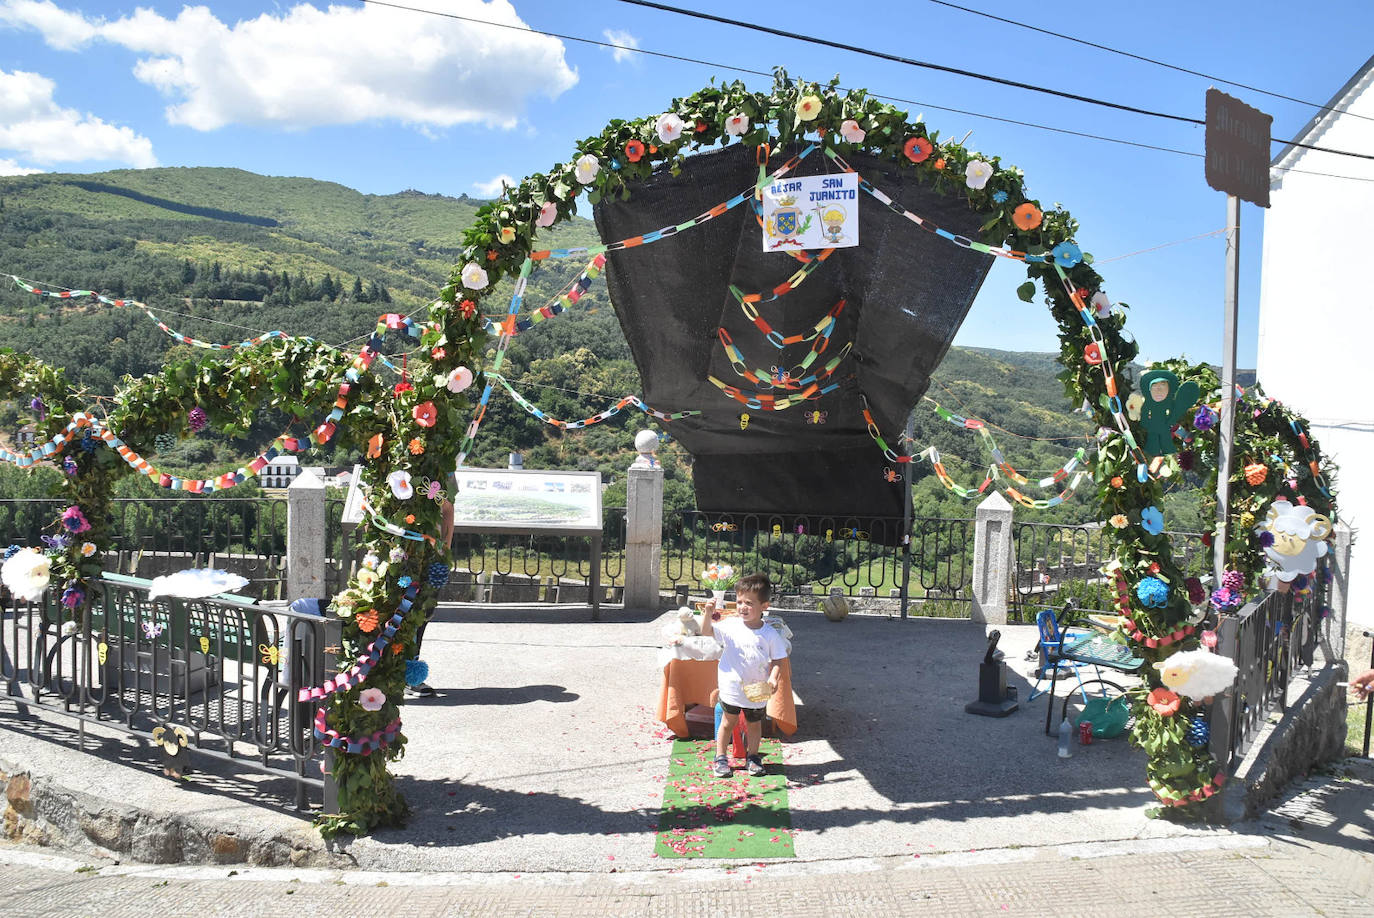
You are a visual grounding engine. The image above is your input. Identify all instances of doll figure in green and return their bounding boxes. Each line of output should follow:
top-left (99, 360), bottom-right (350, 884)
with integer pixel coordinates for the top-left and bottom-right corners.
top-left (1137, 369), bottom-right (1199, 457)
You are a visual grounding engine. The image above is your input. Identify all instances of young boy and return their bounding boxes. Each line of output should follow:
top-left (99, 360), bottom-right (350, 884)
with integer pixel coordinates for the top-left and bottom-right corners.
top-left (699, 572), bottom-right (789, 778)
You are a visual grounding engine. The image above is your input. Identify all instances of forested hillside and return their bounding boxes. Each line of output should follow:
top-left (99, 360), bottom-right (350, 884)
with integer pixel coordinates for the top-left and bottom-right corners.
top-left (0, 166), bottom-right (1207, 527)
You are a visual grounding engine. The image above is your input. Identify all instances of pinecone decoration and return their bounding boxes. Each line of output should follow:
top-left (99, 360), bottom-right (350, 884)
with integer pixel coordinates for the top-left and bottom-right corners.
top-left (1187, 714), bottom-right (1210, 748)
top-left (1221, 570), bottom-right (1244, 594)
top-left (154, 433), bottom-right (177, 453)
top-left (427, 562), bottom-right (450, 589)
top-left (188, 406), bottom-right (208, 433)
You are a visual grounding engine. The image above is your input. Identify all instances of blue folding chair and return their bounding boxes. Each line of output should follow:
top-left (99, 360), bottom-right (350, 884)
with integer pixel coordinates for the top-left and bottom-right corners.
top-left (1032, 607), bottom-right (1145, 735)
top-left (1028, 608), bottom-right (1095, 705)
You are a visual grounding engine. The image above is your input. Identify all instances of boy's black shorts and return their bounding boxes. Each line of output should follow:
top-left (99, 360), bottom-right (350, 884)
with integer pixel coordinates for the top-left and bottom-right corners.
top-left (720, 701), bottom-right (765, 722)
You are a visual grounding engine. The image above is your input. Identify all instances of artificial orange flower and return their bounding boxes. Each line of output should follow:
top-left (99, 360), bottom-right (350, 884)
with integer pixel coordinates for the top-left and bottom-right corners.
top-left (624, 139), bottom-right (645, 162)
top-left (412, 401), bottom-right (437, 427)
top-left (695, 119), bottom-right (709, 133)
top-left (1013, 202), bottom-right (1043, 231)
top-left (356, 609), bottom-right (380, 633)
top-left (392, 643), bottom-right (405, 656)
top-left (408, 438), bottom-right (425, 455)
top-left (1110, 476), bottom-right (1124, 489)
top-left (367, 433), bottom-right (384, 459)
top-left (649, 144), bottom-right (658, 154)
top-left (405, 514), bottom-right (416, 524)
top-left (903, 136), bottom-right (932, 163)
top-left (1147, 687), bottom-right (1181, 717)
top-left (486, 249), bottom-right (499, 262)
top-left (933, 158), bottom-right (946, 170)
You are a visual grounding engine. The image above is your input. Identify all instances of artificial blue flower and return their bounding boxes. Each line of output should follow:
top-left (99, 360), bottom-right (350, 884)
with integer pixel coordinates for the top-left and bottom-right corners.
top-left (3, 544), bottom-right (22, 560)
top-left (991, 190), bottom-right (1008, 204)
top-left (404, 658), bottom-right (430, 687)
top-left (1135, 576), bottom-right (1169, 608)
top-left (397, 575), bottom-right (412, 589)
top-left (1193, 405), bottom-right (1217, 431)
top-left (1051, 241), bottom-right (1083, 268)
top-left (1140, 505), bottom-right (1165, 535)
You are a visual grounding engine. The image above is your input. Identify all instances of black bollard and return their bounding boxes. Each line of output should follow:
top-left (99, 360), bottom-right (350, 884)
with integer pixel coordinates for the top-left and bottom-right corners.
top-left (965, 629), bottom-right (1020, 717)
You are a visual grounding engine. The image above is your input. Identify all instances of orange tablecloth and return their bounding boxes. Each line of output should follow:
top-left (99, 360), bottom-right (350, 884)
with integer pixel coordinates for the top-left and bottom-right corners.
top-left (656, 657), bottom-right (796, 738)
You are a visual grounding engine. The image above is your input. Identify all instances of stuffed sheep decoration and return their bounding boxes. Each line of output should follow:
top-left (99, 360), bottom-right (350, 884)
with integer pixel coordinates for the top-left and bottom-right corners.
top-left (660, 606), bottom-right (701, 644)
top-left (1256, 499), bottom-right (1331, 589)
top-left (1154, 648), bottom-right (1238, 701)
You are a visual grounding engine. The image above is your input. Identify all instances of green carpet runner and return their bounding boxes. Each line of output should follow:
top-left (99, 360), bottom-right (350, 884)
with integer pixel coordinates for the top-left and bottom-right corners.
top-left (654, 738), bottom-right (795, 858)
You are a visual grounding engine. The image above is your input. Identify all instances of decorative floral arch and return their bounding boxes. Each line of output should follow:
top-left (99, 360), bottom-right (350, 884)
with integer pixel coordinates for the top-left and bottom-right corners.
top-left (1, 71), bottom-right (1335, 834)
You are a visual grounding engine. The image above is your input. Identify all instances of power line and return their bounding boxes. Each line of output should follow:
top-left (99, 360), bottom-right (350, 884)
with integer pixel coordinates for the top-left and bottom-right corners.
top-left (925, 0), bottom-right (1374, 124)
top-left (607, 0), bottom-right (1374, 163)
top-left (356, 0), bottom-right (1374, 182)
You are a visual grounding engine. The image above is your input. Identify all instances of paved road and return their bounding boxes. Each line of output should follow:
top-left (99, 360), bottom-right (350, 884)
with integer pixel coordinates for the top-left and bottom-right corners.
top-left (3, 760), bottom-right (1371, 917)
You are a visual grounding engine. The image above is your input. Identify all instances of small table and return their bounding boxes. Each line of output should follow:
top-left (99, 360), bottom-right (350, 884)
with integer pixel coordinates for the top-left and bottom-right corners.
top-left (656, 657), bottom-right (797, 738)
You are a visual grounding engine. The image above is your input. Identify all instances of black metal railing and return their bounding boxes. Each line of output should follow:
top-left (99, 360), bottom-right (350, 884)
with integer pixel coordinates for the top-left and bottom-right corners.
top-left (1011, 522), bottom-right (1207, 623)
top-left (661, 511), bottom-right (974, 609)
top-left (0, 576), bottom-right (327, 806)
top-left (325, 498), bottom-right (628, 601)
top-left (1209, 565), bottom-right (1330, 771)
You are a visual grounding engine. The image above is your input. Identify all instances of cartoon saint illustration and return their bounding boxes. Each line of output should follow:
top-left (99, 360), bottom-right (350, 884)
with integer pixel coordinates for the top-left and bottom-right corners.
top-left (1136, 369), bottom-right (1199, 457)
top-left (815, 204), bottom-right (848, 244)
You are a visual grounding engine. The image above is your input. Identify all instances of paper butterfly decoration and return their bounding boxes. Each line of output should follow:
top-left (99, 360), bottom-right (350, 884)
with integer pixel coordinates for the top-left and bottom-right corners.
top-left (142, 621), bottom-right (165, 640)
top-left (420, 477), bottom-right (445, 503)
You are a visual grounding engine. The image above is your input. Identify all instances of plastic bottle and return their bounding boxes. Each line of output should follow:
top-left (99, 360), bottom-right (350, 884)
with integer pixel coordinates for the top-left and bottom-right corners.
top-left (1057, 718), bottom-right (1073, 758)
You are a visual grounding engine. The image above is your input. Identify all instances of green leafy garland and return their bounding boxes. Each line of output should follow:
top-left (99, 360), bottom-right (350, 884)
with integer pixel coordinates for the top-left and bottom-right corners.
top-left (0, 70), bottom-right (1337, 831)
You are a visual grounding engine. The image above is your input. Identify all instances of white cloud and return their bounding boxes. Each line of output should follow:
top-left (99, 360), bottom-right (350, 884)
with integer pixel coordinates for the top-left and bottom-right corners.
top-left (0, 0), bottom-right (579, 132)
top-left (0, 69), bottom-right (157, 169)
top-left (0, 157), bottom-right (44, 176)
top-left (472, 173), bottom-right (516, 197)
top-left (602, 28), bottom-right (639, 64)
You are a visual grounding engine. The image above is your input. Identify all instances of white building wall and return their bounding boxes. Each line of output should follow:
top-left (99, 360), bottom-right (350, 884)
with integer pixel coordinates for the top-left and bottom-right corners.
top-left (1258, 65), bottom-right (1374, 628)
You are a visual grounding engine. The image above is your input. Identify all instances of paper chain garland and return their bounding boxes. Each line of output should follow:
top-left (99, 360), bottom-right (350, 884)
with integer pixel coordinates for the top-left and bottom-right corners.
top-left (5, 273), bottom-right (404, 373)
top-left (924, 396), bottom-right (1093, 491)
top-left (1150, 771), bottom-right (1226, 807)
top-left (300, 583), bottom-right (417, 704)
top-left (0, 412), bottom-right (95, 467)
top-left (488, 373), bottom-right (699, 428)
top-left (479, 254), bottom-right (607, 337)
top-left (314, 711), bottom-right (402, 756)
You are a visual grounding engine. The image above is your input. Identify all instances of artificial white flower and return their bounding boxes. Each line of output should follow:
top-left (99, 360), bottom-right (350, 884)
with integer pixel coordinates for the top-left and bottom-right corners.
top-left (460, 262), bottom-right (489, 290)
top-left (362, 552), bottom-right (380, 570)
top-left (573, 153), bottom-right (600, 184)
top-left (1090, 291), bottom-right (1112, 318)
top-left (537, 201), bottom-right (558, 228)
top-left (839, 119), bottom-right (866, 143)
top-left (1, 548), bottom-right (51, 603)
top-left (80, 542), bottom-right (96, 557)
top-left (964, 160), bottom-right (993, 190)
top-left (387, 470), bottom-right (414, 500)
top-left (358, 687), bottom-right (386, 711)
top-left (446, 366), bottom-right (474, 394)
top-left (61, 620), bottom-right (78, 637)
top-left (656, 112), bottom-right (684, 143)
top-left (725, 113), bottom-right (749, 136)
top-left (498, 226), bottom-right (515, 244)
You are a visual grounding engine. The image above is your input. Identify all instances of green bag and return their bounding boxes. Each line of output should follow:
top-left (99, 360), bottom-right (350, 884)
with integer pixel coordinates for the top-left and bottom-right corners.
top-left (1079, 694), bottom-right (1130, 738)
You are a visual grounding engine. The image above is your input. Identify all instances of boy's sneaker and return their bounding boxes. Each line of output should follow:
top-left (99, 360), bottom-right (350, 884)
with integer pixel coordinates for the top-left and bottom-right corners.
top-left (746, 754), bottom-right (767, 776)
top-left (405, 682), bottom-right (437, 698)
top-left (712, 755), bottom-right (732, 778)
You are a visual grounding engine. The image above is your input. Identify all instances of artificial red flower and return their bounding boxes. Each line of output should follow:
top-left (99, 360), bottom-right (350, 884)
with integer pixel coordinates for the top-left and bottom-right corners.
top-left (695, 120), bottom-right (708, 133)
top-left (1083, 342), bottom-right (1103, 365)
top-left (412, 401), bottom-right (437, 427)
top-left (624, 139), bottom-right (645, 162)
top-left (393, 381), bottom-right (414, 397)
top-left (1012, 203), bottom-right (1043, 231)
top-left (459, 299), bottom-right (477, 318)
top-left (431, 347), bottom-right (446, 360)
top-left (1147, 687), bottom-right (1181, 716)
top-left (903, 136), bottom-right (933, 163)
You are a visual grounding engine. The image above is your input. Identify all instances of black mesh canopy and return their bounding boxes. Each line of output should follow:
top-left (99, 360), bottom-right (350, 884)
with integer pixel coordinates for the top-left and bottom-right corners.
top-left (593, 144), bottom-right (993, 520)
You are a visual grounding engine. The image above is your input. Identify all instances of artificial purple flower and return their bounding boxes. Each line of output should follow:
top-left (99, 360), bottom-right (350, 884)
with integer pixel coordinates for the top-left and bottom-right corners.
top-left (1178, 450), bottom-right (1195, 472)
top-left (29, 396), bottom-right (46, 421)
top-left (63, 456), bottom-right (78, 476)
top-left (1258, 531), bottom-right (1274, 548)
top-left (61, 586), bottom-right (85, 608)
top-left (188, 406), bottom-right (208, 432)
top-left (60, 506), bottom-right (90, 534)
top-left (1194, 406), bottom-right (1217, 431)
top-left (1210, 587), bottom-right (1242, 611)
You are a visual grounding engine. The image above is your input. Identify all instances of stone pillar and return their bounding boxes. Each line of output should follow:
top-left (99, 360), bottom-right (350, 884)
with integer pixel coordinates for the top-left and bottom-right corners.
top-left (624, 466), bottom-right (664, 612)
top-left (286, 469), bottom-right (327, 601)
top-left (971, 491), bottom-right (1014, 625)
top-left (1328, 520), bottom-right (1354, 661)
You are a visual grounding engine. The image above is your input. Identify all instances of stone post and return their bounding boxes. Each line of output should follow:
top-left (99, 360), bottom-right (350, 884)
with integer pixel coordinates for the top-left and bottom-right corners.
top-left (286, 469), bottom-right (327, 602)
top-left (624, 431), bottom-right (664, 611)
top-left (971, 491), bottom-right (1014, 625)
top-left (1328, 520), bottom-right (1353, 662)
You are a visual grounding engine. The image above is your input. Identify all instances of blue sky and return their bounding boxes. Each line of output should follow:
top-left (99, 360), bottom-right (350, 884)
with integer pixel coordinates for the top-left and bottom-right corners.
top-left (1, 0), bottom-right (1372, 369)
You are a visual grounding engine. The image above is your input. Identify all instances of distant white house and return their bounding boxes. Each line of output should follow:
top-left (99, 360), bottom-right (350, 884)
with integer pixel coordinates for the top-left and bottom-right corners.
top-left (261, 456), bottom-right (299, 489)
top-left (1257, 54), bottom-right (1374, 629)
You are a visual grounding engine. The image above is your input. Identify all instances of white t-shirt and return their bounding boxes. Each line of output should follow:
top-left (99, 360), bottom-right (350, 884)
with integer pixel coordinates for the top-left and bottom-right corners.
top-left (712, 617), bottom-right (790, 708)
